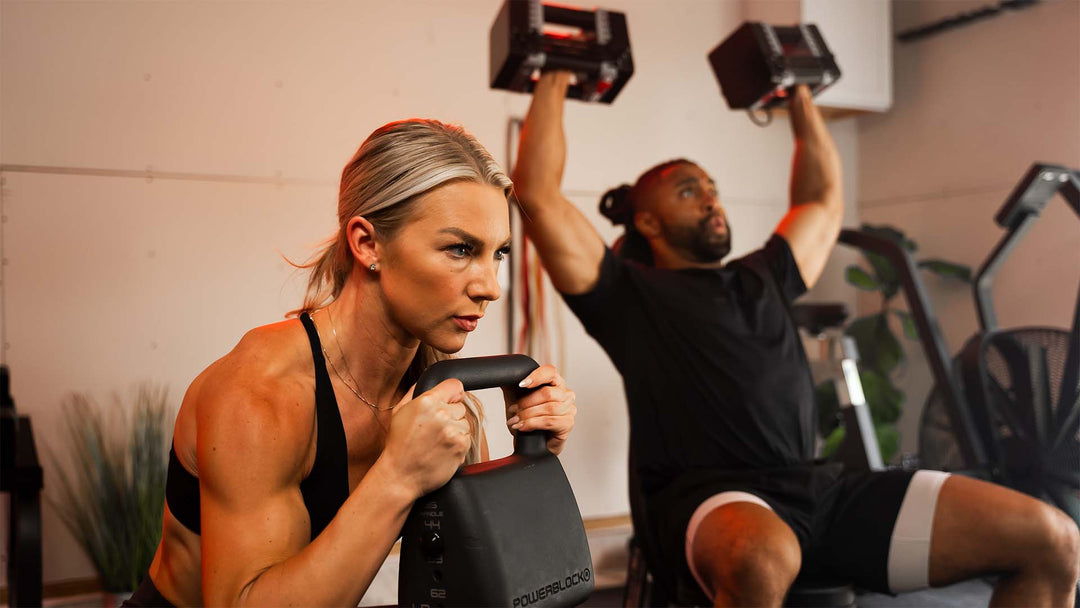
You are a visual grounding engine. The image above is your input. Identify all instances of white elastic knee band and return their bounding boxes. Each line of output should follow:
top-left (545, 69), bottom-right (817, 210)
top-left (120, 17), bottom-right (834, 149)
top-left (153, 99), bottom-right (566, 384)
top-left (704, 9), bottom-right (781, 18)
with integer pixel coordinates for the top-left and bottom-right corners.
top-left (685, 491), bottom-right (773, 600)
top-left (887, 470), bottom-right (951, 593)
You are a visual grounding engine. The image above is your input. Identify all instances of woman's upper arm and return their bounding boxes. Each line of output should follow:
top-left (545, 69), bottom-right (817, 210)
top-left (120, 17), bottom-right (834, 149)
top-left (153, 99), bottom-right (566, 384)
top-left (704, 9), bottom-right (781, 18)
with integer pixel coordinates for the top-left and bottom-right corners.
top-left (196, 377), bottom-right (312, 606)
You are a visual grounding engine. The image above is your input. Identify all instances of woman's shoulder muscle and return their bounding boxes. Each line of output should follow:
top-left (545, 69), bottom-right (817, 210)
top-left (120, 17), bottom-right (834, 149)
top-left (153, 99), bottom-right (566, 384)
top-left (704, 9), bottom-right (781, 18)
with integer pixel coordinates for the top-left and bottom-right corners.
top-left (177, 318), bottom-right (318, 483)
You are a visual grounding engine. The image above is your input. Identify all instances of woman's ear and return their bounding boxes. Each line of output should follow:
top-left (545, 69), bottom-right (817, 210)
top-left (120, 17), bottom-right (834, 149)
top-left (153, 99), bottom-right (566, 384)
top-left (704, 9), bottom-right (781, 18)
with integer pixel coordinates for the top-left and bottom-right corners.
top-left (345, 216), bottom-right (379, 269)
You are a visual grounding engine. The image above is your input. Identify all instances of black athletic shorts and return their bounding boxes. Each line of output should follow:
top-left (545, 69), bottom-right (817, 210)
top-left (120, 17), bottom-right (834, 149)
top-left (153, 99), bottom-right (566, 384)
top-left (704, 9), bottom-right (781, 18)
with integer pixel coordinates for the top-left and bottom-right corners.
top-left (647, 462), bottom-right (919, 594)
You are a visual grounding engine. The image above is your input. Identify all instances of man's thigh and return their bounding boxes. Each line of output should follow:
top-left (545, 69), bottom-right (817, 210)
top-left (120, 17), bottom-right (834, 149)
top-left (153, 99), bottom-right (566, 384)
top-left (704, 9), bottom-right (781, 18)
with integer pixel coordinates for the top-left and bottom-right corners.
top-left (809, 468), bottom-right (934, 594)
top-left (926, 474), bottom-right (1076, 585)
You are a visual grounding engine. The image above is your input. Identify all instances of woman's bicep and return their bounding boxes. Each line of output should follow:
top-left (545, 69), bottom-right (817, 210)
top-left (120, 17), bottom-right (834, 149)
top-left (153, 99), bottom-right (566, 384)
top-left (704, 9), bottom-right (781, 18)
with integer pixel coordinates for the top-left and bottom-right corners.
top-left (199, 477), bottom-right (311, 605)
top-left (196, 388), bottom-right (312, 605)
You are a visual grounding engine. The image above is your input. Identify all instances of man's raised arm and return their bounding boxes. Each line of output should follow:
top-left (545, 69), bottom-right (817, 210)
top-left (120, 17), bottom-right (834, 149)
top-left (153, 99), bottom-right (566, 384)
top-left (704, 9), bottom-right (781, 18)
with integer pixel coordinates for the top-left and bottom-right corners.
top-left (775, 85), bottom-right (844, 289)
top-left (513, 71), bottom-right (607, 296)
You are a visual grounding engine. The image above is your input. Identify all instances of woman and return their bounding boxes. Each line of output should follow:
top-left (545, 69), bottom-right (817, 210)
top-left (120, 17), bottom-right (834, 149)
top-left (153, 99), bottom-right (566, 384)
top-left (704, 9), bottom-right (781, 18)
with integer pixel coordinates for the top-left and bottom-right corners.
top-left (128, 119), bottom-right (579, 607)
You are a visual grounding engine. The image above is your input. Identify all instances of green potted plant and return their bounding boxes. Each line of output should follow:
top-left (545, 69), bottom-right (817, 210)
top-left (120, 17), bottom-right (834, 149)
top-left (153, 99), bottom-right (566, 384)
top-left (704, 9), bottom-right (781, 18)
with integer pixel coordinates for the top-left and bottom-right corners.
top-left (817, 223), bottom-right (972, 464)
top-left (49, 383), bottom-right (172, 602)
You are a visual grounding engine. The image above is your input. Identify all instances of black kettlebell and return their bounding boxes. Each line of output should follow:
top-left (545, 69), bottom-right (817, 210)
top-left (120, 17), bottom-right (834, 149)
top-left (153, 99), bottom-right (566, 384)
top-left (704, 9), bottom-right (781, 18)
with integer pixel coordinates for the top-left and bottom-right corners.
top-left (398, 355), bottom-right (593, 607)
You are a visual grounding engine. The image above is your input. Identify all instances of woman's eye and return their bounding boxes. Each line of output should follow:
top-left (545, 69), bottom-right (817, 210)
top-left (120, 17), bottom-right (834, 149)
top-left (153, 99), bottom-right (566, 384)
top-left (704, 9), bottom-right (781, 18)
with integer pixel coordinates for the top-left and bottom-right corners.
top-left (446, 244), bottom-right (471, 257)
top-left (495, 247), bottom-right (512, 261)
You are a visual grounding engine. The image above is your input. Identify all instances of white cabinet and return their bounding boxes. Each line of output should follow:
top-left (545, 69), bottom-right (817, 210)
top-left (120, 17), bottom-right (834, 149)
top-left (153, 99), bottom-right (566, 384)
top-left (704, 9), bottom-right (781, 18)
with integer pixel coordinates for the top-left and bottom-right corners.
top-left (741, 0), bottom-right (892, 113)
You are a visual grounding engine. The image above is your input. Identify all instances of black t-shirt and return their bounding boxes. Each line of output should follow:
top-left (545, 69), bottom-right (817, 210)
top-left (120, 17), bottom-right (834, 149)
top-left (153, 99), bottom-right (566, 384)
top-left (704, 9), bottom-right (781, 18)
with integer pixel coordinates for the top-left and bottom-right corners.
top-left (562, 234), bottom-right (816, 495)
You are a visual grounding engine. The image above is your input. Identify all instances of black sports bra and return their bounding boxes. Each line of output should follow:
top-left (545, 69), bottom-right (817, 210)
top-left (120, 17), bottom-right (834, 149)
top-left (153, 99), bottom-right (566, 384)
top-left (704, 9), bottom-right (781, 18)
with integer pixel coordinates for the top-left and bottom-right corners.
top-left (164, 312), bottom-right (349, 539)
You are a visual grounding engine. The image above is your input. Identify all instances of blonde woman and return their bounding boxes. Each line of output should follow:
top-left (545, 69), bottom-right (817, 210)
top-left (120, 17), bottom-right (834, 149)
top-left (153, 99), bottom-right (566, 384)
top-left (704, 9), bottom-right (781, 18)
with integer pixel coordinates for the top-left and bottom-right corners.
top-left (127, 120), bottom-right (578, 607)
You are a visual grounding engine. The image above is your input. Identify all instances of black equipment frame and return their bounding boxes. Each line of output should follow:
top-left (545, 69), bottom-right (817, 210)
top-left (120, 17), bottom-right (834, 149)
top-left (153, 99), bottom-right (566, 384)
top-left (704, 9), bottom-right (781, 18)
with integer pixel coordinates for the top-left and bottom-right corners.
top-left (1, 366), bottom-right (44, 607)
top-left (490, 0), bottom-right (634, 104)
top-left (837, 230), bottom-right (990, 470)
top-left (842, 163), bottom-right (1079, 485)
top-left (974, 163), bottom-right (1080, 333)
top-left (398, 355), bottom-right (593, 608)
top-left (953, 164), bottom-right (1080, 520)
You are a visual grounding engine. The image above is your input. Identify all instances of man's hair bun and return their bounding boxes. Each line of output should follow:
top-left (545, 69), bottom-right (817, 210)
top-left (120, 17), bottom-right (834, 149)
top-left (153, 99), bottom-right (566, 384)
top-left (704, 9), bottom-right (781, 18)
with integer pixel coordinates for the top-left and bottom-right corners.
top-left (599, 184), bottom-right (634, 227)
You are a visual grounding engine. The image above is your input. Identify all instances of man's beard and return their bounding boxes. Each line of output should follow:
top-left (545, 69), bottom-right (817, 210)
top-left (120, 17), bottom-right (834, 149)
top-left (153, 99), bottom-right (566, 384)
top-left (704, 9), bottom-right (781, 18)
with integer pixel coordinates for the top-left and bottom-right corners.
top-left (661, 213), bottom-right (732, 263)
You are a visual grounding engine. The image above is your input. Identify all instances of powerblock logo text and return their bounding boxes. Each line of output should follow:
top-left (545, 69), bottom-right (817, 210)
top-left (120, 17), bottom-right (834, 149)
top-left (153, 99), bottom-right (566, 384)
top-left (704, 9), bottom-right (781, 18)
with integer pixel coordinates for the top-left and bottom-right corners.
top-left (512, 568), bottom-right (592, 607)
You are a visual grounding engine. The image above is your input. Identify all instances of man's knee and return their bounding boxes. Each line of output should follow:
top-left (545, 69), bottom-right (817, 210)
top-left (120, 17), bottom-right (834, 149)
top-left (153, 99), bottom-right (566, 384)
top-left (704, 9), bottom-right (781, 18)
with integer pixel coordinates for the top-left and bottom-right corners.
top-left (692, 505), bottom-right (801, 599)
top-left (1024, 501), bottom-right (1080, 581)
top-left (1010, 498), bottom-right (1080, 583)
top-left (722, 535), bottom-right (802, 591)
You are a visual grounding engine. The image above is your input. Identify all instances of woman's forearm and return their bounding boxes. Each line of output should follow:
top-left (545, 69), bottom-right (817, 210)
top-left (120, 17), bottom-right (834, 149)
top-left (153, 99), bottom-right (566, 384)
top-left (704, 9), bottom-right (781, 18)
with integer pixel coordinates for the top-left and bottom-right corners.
top-left (230, 461), bottom-right (416, 608)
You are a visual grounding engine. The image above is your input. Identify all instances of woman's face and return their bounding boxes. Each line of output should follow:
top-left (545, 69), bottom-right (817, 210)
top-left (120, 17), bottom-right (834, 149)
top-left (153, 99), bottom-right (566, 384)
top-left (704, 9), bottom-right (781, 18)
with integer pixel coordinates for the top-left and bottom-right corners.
top-left (378, 180), bottom-right (511, 353)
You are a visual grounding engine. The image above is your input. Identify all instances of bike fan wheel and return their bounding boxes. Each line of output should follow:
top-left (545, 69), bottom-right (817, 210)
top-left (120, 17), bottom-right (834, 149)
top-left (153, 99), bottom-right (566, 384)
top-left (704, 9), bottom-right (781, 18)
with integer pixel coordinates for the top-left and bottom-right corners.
top-left (919, 328), bottom-right (1079, 527)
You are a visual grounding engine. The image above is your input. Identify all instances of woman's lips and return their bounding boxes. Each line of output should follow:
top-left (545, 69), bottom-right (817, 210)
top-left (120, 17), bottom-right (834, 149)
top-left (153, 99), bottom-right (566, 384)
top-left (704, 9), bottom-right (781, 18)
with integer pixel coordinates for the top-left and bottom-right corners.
top-left (453, 315), bottom-right (481, 332)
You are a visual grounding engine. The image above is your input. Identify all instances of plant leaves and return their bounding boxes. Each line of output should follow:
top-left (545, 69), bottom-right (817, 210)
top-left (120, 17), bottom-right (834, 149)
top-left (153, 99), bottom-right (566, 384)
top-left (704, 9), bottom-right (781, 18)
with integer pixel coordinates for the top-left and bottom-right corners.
top-left (859, 368), bottom-right (904, 424)
top-left (844, 315), bottom-right (879, 369)
top-left (845, 313), bottom-right (904, 373)
top-left (918, 259), bottom-right (973, 284)
top-left (862, 251), bottom-right (900, 299)
top-left (819, 417), bottom-right (901, 464)
top-left (860, 223), bottom-right (918, 253)
top-left (874, 424), bottom-right (900, 464)
top-left (846, 265), bottom-right (881, 291)
top-left (816, 380), bottom-right (841, 437)
top-left (47, 384), bottom-right (172, 592)
top-left (845, 265), bottom-right (881, 291)
top-left (892, 309), bottom-right (920, 340)
top-left (822, 426), bottom-right (845, 459)
top-left (873, 315), bottom-right (904, 372)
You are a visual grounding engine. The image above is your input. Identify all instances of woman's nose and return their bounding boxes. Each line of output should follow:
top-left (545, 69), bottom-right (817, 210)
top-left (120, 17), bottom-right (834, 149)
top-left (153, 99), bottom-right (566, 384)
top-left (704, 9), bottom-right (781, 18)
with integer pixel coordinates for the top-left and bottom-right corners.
top-left (469, 261), bottom-right (502, 302)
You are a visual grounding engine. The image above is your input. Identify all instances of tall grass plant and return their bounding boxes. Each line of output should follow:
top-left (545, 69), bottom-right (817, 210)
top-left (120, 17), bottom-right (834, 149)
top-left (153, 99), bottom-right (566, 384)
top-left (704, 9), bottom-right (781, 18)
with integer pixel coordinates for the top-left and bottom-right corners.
top-left (49, 383), bottom-right (171, 592)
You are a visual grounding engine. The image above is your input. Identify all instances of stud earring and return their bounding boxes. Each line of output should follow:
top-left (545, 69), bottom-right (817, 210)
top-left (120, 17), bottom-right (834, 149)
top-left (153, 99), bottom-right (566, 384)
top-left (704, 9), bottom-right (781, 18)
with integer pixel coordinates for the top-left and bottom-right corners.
top-left (369, 264), bottom-right (377, 272)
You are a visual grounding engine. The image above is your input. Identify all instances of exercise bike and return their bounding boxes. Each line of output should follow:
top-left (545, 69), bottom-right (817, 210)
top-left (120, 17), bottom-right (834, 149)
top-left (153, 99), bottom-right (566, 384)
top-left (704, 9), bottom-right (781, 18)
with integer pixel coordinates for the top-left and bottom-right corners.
top-left (915, 163), bottom-right (1080, 528)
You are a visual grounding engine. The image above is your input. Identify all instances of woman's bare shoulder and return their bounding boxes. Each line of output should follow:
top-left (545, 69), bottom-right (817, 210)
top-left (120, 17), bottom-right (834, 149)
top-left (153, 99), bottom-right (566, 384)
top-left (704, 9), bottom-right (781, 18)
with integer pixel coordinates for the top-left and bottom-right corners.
top-left (179, 318), bottom-right (318, 477)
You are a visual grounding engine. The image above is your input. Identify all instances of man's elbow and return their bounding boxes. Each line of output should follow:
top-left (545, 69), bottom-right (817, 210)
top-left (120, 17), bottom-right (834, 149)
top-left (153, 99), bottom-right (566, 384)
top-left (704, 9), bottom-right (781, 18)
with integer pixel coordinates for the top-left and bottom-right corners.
top-left (821, 184), bottom-right (845, 222)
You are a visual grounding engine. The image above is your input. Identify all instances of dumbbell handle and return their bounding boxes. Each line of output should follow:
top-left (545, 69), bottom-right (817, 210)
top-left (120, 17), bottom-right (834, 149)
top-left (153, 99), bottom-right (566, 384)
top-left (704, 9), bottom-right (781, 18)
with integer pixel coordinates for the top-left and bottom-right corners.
top-left (413, 355), bottom-right (548, 457)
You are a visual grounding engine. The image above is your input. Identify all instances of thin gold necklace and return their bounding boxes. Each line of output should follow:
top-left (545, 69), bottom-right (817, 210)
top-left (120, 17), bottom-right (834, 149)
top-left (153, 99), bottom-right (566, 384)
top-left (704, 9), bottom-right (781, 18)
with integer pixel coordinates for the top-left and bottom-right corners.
top-left (320, 307), bottom-right (395, 412)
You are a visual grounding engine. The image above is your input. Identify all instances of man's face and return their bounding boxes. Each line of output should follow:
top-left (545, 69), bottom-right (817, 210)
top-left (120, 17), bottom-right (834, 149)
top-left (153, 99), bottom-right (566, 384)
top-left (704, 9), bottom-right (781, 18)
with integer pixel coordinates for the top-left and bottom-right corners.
top-left (641, 163), bottom-right (732, 264)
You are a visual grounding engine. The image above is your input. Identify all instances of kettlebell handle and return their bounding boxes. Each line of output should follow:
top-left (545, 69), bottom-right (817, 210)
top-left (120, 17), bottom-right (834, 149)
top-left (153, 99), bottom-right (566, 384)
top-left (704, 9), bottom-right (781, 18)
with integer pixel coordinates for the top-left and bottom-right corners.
top-left (413, 354), bottom-right (548, 457)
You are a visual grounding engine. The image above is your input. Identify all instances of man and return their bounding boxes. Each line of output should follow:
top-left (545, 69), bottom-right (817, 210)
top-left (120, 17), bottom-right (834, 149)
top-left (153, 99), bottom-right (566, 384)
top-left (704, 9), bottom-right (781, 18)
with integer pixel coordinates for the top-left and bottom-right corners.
top-left (512, 70), bottom-right (1079, 607)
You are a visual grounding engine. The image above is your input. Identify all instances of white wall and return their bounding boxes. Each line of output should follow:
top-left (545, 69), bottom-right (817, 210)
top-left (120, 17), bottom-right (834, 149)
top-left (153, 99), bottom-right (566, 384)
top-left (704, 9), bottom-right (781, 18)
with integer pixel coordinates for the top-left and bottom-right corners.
top-left (0, 0), bottom-right (859, 587)
top-left (856, 0), bottom-right (1080, 457)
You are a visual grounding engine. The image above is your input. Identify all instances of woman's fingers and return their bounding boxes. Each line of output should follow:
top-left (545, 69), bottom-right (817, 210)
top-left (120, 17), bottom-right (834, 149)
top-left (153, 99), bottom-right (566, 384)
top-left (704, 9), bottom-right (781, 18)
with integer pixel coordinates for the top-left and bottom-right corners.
top-left (509, 385), bottom-right (570, 416)
top-left (518, 364), bottom-right (564, 389)
top-left (515, 414), bottom-right (571, 431)
top-left (507, 389), bottom-right (574, 418)
top-left (508, 397), bottom-right (576, 430)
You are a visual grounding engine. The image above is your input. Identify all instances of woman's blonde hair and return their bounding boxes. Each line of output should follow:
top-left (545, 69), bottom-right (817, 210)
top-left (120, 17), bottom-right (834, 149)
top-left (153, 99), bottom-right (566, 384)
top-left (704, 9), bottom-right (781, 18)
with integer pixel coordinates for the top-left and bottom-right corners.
top-left (296, 119), bottom-right (513, 463)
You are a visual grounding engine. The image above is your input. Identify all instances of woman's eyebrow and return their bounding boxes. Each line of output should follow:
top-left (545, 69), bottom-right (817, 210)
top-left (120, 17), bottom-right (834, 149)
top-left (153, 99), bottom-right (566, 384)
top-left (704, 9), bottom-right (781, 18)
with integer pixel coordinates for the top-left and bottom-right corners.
top-left (440, 227), bottom-right (512, 250)
top-left (439, 227), bottom-right (482, 247)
